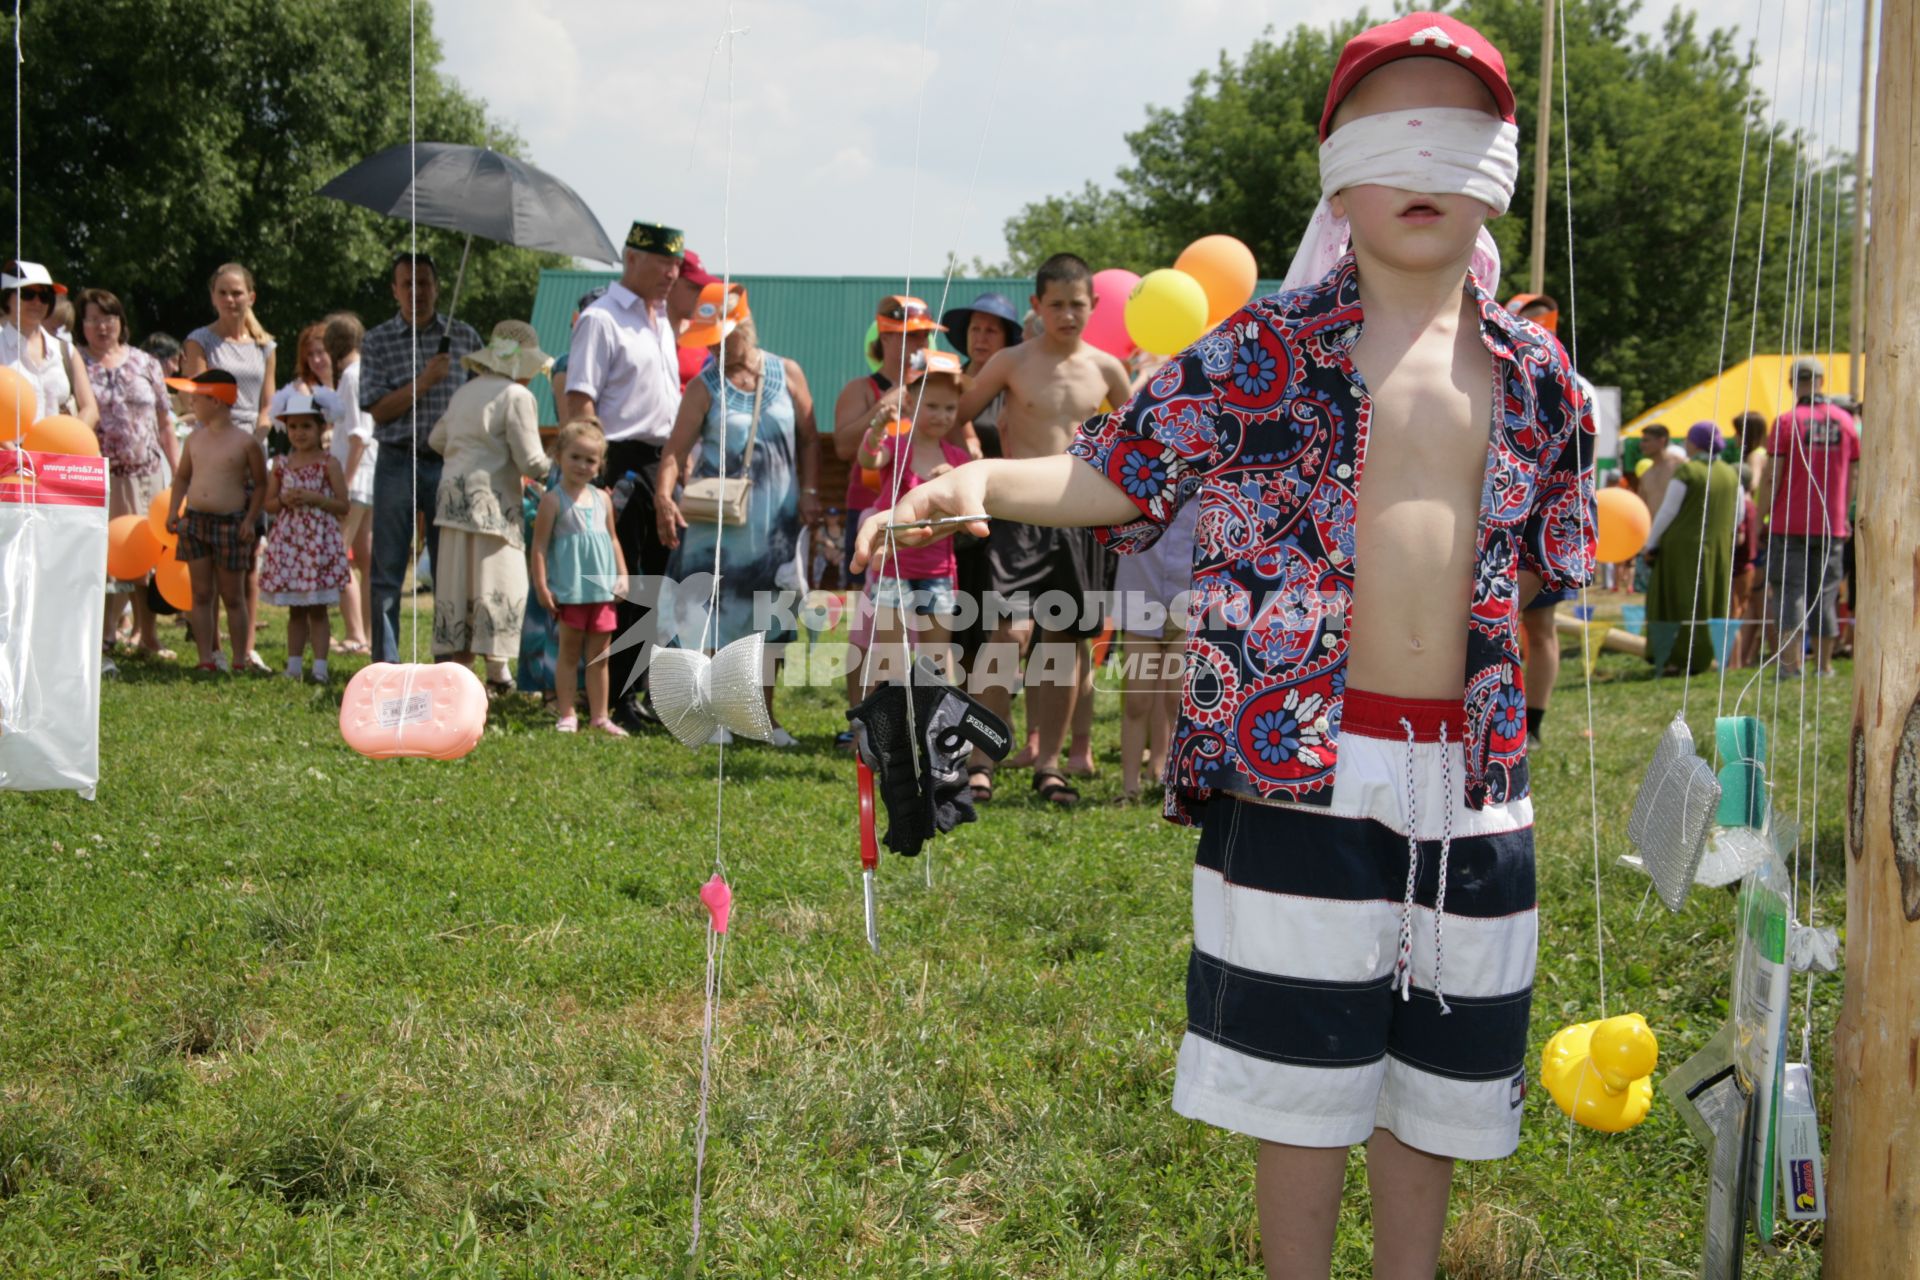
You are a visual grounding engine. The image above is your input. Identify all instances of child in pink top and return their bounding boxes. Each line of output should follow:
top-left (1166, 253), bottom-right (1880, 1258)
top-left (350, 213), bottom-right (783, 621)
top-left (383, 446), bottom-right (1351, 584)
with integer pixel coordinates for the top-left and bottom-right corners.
top-left (854, 349), bottom-right (972, 678)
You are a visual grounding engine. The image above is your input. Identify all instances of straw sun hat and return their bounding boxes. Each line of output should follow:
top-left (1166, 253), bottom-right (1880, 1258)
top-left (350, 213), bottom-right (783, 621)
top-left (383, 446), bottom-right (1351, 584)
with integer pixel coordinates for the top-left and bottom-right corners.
top-left (462, 319), bottom-right (553, 381)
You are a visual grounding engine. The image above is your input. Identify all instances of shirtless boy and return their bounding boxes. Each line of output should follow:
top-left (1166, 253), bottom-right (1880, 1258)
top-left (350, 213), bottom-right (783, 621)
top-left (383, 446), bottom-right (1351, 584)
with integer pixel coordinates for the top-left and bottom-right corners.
top-left (857, 15), bottom-right (1594, 1276)
top-left (955, 254), bottom-right (1130, 806)
top-left (166, 368), bottom-right (268, 673)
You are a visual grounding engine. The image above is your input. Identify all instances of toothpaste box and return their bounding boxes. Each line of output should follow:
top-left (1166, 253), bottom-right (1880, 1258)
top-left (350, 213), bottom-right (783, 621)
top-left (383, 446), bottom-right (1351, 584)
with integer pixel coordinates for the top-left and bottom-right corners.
top-left (1778, 1062), bottom-right (1826, 1221)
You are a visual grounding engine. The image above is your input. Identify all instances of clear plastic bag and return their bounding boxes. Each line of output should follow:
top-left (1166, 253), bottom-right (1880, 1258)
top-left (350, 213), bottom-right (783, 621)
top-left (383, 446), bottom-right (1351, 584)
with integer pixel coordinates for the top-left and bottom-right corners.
top-left (0, 451), bottom-right (108, 798)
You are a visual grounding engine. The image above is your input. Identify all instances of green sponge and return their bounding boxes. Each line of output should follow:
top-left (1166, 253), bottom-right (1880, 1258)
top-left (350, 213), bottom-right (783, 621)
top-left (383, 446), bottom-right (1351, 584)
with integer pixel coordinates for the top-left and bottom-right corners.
top-left (1715, 715), bottom-right (1767, 828)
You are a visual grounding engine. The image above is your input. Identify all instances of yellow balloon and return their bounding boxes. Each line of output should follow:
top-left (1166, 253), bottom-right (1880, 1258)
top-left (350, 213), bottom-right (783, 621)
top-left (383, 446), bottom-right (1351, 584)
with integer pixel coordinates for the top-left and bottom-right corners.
top-left (1124, 269), bottom-right (1210, 356)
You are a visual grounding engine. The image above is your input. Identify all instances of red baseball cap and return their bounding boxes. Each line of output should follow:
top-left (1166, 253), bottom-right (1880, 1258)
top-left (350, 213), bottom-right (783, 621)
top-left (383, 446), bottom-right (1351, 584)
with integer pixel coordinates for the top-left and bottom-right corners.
top-left (679, 249), bottom-right (718, 288)
top-left (1319, 13), bottom-right (1517, 142)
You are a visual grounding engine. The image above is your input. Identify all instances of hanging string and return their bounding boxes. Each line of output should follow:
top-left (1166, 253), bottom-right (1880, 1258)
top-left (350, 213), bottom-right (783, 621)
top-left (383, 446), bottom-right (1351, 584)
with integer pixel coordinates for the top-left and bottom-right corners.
top-left (1558, 0), bottom-right (1606, 1022)
top-left (857, 0), bottom-right (1012, 892)
top-left (1767, 0), bottom-right (1833, 958)
top-left (1790, 0), bottom-right (1852, 1066)
top-left (689, 7), bottom-right (743, 1261)
top-left (1803, 0), bottom-right (1857, 1065)
top-left (11, 0), bottom-right (22, 449)
top-left (1710, 30), bottom-right (1769, 725)
top-left (408, 0), bottom-right (419, 663)
top-left (1725, 0), bottom-right (1801, 724)
top-left (1681, 20), bottom-right (1768, 728)
top-left (856, 0), bottom-right (937, 774)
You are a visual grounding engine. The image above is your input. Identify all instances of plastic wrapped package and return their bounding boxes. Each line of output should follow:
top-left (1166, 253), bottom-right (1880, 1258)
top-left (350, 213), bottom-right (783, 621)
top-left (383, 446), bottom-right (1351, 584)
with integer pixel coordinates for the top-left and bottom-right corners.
top-left (0, 451), bottom-right (108, 798)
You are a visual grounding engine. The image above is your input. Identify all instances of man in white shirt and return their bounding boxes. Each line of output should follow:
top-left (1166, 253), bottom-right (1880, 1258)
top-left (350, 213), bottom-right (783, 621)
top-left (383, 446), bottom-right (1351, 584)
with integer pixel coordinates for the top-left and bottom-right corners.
top-left (565, 220), bottom-right (691, 725)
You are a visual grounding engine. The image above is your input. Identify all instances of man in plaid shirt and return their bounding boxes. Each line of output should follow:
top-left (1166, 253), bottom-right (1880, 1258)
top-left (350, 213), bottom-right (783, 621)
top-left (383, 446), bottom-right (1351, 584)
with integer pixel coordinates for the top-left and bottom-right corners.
top-left (360, 251), bottom-right (483, 663)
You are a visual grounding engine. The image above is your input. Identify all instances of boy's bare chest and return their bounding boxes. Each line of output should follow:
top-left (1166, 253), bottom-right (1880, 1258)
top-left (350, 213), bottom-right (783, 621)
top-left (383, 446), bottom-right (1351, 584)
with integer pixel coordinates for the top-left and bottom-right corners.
top-left (194, 430), bottom-right (256, 477)
top-left (1350, 334), bottom-right (1494, 499)
top-left (1009, 352), bottom-right (1106, 424)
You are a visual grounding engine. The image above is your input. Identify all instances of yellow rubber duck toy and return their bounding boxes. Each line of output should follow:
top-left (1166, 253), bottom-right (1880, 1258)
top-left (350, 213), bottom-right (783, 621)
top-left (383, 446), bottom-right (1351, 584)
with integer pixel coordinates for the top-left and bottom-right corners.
top-left (1541, 1012), bottom-right (1659, 1132)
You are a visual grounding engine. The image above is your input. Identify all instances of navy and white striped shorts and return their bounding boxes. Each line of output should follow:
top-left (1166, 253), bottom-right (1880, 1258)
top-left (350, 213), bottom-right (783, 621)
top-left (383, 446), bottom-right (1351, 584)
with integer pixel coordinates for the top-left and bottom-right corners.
top-left (1172, 689), bottom-right (1537, 1161)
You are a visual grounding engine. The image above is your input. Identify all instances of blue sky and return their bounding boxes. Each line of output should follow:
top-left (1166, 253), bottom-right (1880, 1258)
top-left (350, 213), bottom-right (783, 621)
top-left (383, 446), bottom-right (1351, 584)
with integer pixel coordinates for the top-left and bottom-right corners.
top-left (437, 0), bottom-right (1869, 277)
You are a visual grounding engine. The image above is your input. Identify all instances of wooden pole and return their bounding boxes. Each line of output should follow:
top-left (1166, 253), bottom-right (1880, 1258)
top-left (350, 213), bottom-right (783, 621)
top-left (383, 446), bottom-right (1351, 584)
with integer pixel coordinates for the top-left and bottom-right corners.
top-left (1529, 0), bottom-right (1557, 295)
top-left (1849, 0), bottom-right (1874, 395)
top-left (1824, 0), bottom-right (1917, 1269)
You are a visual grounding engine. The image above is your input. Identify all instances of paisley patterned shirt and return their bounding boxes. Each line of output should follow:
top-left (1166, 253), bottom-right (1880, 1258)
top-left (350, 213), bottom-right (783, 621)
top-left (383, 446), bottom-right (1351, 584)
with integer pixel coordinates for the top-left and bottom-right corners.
top-left (1070, 255), bottom-right (1595, 824)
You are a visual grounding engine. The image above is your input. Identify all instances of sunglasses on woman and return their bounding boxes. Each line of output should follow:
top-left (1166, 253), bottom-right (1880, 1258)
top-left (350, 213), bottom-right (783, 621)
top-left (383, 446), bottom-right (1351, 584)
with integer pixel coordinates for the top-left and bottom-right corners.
top-left (880, 300), bottom-right (930, 323)
top-left (13, 286), bottom-right (55, 305)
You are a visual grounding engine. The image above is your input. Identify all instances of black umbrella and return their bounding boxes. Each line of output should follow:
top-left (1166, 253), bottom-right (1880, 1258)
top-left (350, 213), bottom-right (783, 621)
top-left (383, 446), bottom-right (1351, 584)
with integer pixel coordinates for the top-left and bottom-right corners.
top-left (318, 142), bottom-right (620, 344)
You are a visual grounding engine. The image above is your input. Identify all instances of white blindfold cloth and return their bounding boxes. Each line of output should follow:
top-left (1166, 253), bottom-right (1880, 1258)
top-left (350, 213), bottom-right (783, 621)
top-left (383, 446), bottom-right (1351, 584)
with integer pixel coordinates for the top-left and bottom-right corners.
top-left (1282, 108), bottom-right (1522, 295)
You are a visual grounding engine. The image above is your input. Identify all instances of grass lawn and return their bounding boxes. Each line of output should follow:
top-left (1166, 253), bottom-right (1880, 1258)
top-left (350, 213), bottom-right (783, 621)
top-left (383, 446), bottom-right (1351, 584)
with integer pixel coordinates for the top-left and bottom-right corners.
top-left (0, 603), bottom-right (1850, 1278)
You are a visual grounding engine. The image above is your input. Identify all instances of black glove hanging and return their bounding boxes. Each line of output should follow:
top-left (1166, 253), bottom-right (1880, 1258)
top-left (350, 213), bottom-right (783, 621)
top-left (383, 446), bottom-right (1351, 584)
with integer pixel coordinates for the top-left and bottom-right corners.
top-left (847, 660), bottom-right (1012, 857)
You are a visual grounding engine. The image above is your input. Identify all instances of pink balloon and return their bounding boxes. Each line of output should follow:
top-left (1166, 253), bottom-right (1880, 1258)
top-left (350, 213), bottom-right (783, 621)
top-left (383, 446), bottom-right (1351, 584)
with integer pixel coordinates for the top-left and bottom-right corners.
top-left (1082, 268), bottom-right (1141, 360)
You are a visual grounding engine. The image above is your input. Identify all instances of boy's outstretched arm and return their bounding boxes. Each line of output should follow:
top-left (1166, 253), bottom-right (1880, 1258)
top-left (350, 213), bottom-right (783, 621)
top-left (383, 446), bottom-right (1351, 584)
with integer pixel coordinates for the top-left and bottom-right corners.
top-left (954, 348), bottom-right (1012, 426)
top-left (850, 455), bottom-right (1138, 574)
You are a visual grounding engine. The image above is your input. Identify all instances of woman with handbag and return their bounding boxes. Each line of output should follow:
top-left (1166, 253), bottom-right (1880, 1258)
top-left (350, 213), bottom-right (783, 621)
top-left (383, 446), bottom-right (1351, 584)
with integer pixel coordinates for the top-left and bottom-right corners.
top-left (656, 283), bottom-right (821, 747)
top-left (425, 320), bottom-right (555, 691)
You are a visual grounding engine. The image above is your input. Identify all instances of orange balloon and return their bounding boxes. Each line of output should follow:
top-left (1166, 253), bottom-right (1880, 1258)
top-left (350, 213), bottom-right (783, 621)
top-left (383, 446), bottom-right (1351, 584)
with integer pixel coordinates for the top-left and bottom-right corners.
top-left (1595, 487), bottom-right (1651, 563)
top-left (1175, 234), bottom-right (1260, 327)
top-left (153, 550), bottom-right (194, 611)
top-left (22, 413), bottom-right (100, 456)
top-left (147, 489), bottom-right (178, 551)
top-left (107, 514), bottom-right (162, 580)
top-left (0, 367), bottom-right (34, 441)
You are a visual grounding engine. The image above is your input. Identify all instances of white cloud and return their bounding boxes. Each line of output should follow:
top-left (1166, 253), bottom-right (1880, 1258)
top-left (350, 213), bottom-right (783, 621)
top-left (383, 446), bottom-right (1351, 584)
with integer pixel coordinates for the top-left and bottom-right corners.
top-left (435, 0), bottom-right (1871, 276)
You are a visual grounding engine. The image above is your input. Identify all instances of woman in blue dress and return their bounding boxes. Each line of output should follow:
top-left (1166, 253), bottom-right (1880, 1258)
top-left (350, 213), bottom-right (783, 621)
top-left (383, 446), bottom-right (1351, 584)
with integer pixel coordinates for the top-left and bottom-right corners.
top-left (656, 284), bottom-right (821, 746)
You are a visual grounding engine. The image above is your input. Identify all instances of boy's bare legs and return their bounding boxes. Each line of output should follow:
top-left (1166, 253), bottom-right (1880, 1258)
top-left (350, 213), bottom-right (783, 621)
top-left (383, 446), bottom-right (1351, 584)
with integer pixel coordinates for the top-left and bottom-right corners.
top-left (555, 625), bottom-right (584, 720)
top-left (186, 560), bottom-right (221, 665)
top-left (1067, 639), bottom-right (1098, 776)
top-left (245, 559), bottom-right (263, 658)
top-left (1365, 1128), bottom-right (1453, 1280)
top-left (1255, 1141), bottom-right (1348, 1280)
top-left (1006, 619), bottom-right (1039, 766)
top-left (922, 619), bottom-right (954, 683)
top-left (967, 627), bottom-right (1025, 786)
top-left (1255, 1132), bottom-right (1453, 1279)
top-left (582, 631), bottom-right (612, 722)
top-left (1024, 632), bottom-right (1076, 778)
top-left (1121, 634), bottom-right (1178, 797)
top-left (219, 566), bottom-right (252, 673)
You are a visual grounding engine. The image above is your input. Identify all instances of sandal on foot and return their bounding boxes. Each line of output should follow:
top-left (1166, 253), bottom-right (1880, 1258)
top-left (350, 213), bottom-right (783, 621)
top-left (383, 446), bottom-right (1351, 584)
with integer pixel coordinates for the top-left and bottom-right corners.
top-left (1032, 769), bottom-right (1080, 807)
top-left (555, 715), bottom-right (579, 733)
top-left (588, 716), bottom-right (630, 738)
top-left (969, 765), bottom-right (996, 803)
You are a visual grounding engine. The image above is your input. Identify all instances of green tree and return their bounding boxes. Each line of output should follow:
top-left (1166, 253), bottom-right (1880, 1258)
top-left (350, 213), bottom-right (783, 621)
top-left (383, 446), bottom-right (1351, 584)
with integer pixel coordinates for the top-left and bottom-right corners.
top-left (7, 0), bottom-right (570, 373)
top-left (998, 0), bottom-right (1854, 417)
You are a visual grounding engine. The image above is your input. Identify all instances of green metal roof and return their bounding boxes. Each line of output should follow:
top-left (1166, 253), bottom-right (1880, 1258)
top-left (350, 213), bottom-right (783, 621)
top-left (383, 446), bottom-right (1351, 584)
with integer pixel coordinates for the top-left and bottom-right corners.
top-left (529, 269), bottom-right (1286, 423)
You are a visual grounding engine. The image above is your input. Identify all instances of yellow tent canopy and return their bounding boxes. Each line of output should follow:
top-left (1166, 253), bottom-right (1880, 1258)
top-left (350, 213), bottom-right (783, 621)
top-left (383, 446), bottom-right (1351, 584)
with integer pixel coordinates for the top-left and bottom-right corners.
top-left (1622, 353), bottom-right (1855, 438)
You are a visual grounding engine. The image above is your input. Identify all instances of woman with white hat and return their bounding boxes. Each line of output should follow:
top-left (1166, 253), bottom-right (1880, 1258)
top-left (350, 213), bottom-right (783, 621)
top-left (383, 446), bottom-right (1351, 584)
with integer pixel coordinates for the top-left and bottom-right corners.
top-left (2, 260), bottom-right (98, 429)
top-left (425, 319), bottom-right (556, 690)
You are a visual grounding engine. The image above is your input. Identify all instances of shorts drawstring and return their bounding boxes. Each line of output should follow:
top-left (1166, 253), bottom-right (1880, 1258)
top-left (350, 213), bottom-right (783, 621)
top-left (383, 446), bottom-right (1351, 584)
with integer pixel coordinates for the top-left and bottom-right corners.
top-left (1394, 716), bottom-right (1455, 1016)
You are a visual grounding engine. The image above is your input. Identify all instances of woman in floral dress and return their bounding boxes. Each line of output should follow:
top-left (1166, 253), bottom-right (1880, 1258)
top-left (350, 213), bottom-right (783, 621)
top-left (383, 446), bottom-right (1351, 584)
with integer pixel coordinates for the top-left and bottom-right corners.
top-left (80, 288), bottom-right (178, 656)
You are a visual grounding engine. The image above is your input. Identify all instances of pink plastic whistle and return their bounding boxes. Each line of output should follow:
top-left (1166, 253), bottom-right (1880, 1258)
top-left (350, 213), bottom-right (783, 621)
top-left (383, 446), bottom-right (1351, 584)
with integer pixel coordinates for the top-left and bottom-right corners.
top-left (700, 874), bottom-right (732, 934)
